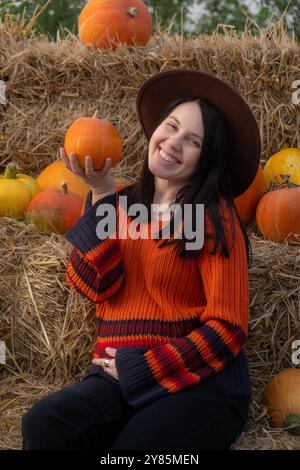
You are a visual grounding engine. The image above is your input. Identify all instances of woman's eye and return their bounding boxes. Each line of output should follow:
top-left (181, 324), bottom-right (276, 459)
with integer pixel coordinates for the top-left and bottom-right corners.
top-left (167, 123), bottom-right (200, 146)
top-left (187, 137), bottom-right (199, 146)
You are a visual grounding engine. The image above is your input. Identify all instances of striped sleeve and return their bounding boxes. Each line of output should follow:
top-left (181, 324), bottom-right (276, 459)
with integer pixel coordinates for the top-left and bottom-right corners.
top-left (115, 208), bottom-right (249, 410)
top-left (65, 191), bottom-right (125, 303)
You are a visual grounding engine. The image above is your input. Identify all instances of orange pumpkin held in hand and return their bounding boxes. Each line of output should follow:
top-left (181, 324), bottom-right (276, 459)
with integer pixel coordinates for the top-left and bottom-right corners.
top-left (26, 182), bottom-right (84, 234)
top-left (64, 111), bottom-right (122, 171)
top-left (78, 0), bottom-right (152, 49)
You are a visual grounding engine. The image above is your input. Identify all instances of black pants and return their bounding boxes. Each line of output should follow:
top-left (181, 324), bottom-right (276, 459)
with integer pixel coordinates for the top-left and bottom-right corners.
top-left (22, 371), bottom-right (250, 450)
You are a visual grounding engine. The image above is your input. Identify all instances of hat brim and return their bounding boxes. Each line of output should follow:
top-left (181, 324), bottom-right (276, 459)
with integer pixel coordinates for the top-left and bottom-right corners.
top-left (136, 69), bottom-right (261, 198)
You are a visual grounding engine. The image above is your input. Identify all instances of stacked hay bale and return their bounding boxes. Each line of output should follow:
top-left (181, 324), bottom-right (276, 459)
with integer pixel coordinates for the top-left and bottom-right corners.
top-left (0, 14), bottom-right (300, 449)
top-left (1, 220), bottom-right (299, 450)
top-left (0, 13), bottom-right (300, 175)
top-left (0, 218), bottom-right (95, 449)
top-left (234, 233), bottom-right (300, 450)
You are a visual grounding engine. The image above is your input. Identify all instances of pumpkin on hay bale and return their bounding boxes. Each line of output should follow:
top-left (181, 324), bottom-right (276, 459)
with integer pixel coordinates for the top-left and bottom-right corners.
top-left (36, 162), bottom-right (133, 199)
top-left (255, 175), bottom-right (300, 244)
top-left (78, 0), bottom-right (153, 49)
top-left (234, 163), bottom-right (266, 226)
top-left (36, 160), bottom-right (90, 200)
top-left (0, 163), bottom-right (40, 221)
top-left (263, 148), bottom-right (300, 188)
top-left (26, 182), bottom-right (84, 234)
top-left (263, 369), bottom-right (300, 436)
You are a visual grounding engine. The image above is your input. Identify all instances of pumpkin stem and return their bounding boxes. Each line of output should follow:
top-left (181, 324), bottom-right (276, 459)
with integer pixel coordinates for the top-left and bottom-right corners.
top-left (4, 162), bottom-right (18, 179)
top-left (92, 110), bottom-right (99, 119)
top-left (127, 7), bottom-right (138, 17)
top-left (61, 181), bottom-right (68, 195)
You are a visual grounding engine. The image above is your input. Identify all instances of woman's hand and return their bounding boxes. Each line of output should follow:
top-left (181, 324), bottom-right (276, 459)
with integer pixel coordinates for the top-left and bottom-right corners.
top-left (92, 347), bottom-right (119, 381)
top-left (59, 147), bottom-right (116, 199)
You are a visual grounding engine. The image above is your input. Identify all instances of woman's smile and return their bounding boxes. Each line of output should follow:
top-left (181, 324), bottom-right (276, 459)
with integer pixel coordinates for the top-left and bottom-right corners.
top-left (156, 147), bottom-right (181, 167)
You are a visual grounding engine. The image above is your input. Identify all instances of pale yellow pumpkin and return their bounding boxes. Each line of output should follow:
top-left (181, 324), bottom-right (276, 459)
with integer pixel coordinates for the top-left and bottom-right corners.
top-left (16, 173), bottom-right (40, 199)
top-left (263, 148), bottom-right (300, 188)
top-left (0, 163), bottom-right (40, 221)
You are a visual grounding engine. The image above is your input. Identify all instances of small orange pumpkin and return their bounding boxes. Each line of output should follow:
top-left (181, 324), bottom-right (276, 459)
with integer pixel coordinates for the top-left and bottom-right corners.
top-left (26, 182), bottom-right (84, 234)
top-left (255, 184), bottom-right (300, 244)
top-left (36, 160), bottom-right (90, 199)
top-left (78, 0), bottom-right (152, 49)
top-left (263, 369), bottom-right (300, 435)
top-left (64, 111), bottom-right (122, 171)
top-left (234, 163), bottom-right (266, 225)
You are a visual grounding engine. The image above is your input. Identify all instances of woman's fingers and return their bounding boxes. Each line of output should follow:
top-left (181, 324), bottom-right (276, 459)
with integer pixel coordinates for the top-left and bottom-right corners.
top-left (60, 148), bottom-right (85, 178)
top-left (60, 150), bottom-right (112, 183)
top-left (102, 158), bottom-right (111, 175)
top-left (86, 157), bottom-right (111, 177)
top-left (69, 153), bottom-right (86, 178)
top-left (85, 156), bottom-right (95, 176)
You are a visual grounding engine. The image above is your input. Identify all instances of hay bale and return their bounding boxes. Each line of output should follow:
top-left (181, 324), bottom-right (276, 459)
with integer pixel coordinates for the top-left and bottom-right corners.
top-left (0, 15), bottom-right (300, 177)
top-left (0, 218), bottom-right (95, 381)
top-left (0, 218), bottom-right (300, 450)
top-left (233, 231), bottom-right (300, 450)
top-left (0, 217), bottom-right (95, 450)
top-left (1, 12), bottom-right (300, 451)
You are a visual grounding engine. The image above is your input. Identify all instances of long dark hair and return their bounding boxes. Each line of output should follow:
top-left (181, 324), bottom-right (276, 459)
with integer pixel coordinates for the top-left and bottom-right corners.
top-left (120, 96), bottom-right (252, 267)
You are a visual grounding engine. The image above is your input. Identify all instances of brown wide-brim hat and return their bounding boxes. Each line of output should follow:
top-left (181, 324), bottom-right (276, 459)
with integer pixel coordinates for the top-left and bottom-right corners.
top-left (136, 68), bottom-right (261, 198)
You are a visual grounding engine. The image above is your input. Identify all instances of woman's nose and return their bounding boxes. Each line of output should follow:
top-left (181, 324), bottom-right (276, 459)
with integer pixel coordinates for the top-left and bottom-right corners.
top-left (166, 135), bottom-right (182, 151)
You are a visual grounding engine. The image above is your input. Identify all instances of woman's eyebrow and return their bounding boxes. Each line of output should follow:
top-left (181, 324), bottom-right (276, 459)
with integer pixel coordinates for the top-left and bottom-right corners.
top-left (168, 115), bottom-right (203, 140)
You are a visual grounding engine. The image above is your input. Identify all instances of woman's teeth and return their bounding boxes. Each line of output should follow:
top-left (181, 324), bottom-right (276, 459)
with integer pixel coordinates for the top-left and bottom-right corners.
top-left (158, 148), bottom-right (179, 163)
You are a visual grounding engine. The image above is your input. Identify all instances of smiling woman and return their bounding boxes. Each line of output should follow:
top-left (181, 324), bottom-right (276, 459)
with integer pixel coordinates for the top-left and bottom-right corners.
top-left (148, 101), bottom-right (204, 206)
top-left (22, 68), bottom-right (261, 451)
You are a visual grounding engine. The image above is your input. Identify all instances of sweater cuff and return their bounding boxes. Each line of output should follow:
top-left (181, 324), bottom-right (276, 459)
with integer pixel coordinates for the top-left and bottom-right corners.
top-left (65, 192), bottom-right (117, 254)
top-left (115, 348), bottom-right (167, 411)
top-left (83, 191), bottom-right (93, 213)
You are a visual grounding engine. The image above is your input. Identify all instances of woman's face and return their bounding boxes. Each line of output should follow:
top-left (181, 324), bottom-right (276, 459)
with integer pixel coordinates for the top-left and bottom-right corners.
top-left (148, 101), bottom-right (204, 185)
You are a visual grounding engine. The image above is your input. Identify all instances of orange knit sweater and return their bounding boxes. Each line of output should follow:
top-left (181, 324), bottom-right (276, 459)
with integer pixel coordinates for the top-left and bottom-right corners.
top-left (65, 188), bottom-right (251, 410)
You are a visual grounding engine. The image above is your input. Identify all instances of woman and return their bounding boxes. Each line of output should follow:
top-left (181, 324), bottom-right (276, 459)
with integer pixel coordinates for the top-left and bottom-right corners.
top-left (22, 69), bottom-right (261, 450)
